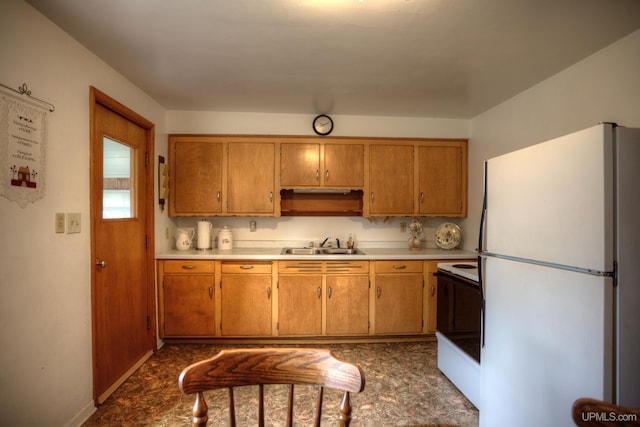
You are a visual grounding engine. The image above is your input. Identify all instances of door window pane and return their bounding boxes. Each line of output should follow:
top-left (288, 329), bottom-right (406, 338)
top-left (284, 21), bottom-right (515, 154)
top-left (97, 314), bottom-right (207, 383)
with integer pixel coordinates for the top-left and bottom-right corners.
top-left (103, 137), bottom-right (135, 219)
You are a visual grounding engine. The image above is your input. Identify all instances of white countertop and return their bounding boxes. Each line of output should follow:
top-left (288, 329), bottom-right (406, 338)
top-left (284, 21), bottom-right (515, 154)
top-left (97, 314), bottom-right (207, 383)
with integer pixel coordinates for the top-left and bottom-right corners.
top-left (156, 247), bottom-right (477, 260)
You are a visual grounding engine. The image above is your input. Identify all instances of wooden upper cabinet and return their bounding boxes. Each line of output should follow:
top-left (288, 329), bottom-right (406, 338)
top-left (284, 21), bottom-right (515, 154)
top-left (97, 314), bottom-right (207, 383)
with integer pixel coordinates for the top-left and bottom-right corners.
top-left (227, 142), bottom-right (275, 214)
top-left (170, 138), bottom-right (223, 216)
top-left (418, 142), bottom-right (467, 217)
top-left (280, 143), bottom-right (320, 186)
top-left (280, 142), bottom-right (364, 188)
top-left (368, 145), bottom-right (414, 215)
top-left (323, 143), bottom-right (364, 187)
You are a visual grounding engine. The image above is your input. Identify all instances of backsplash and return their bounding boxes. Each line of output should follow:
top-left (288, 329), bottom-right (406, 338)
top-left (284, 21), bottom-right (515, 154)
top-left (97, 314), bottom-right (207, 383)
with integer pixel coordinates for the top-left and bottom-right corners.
top-left (170, 216), bottom-right (465, 250)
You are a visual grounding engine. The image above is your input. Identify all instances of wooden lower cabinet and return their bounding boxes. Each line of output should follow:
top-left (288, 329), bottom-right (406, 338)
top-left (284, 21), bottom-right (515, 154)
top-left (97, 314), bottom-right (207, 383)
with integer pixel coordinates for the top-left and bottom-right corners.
top-left (220, 261), bottom-right (273, 336)
top-left (277, 260), bottom-right (369, 336)
top-left (158, 258), bottom-right (473, 340)
top-left (326, 274), bottom-right (369, 335)
top-left (158, 260), bottom-right (216, 337)
top-left (373, 261), bottom-right (424, 334)
top-left (278, 274), bottom-right (323, 335)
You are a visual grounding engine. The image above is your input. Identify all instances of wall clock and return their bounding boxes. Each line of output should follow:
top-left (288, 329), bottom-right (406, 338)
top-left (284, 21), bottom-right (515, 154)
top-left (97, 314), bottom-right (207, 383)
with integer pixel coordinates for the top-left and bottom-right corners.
top-left (312, 114), bottom-right (333, 136)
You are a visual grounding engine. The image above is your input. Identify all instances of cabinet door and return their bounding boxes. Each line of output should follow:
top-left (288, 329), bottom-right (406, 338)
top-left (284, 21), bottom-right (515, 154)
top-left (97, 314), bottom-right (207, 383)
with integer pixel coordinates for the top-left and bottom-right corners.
top-left (323, 144), bottom-right (364, 187)
top-left (424, 261), bottom-right (439, 333)
top-left (326, 275), bottom-right (369, 335)
top-left (278, 275), bottom-right (323, 335)
top-left (280, 143), bottom-right (320, 186)
top-left (220, 274), bottom-right (272, 336)
top-left (227, 142), bottom-right (275, 214)
top-left (171, 140), bottom-right (223, 216)
top-left (374, 274), bottom-right (423, 334)
top-left (369, 145), bottom-right (414, 214)
top-left (163, 275), bottom-right (215, 337)
top-left (418, 145), bottom-right (466, 216)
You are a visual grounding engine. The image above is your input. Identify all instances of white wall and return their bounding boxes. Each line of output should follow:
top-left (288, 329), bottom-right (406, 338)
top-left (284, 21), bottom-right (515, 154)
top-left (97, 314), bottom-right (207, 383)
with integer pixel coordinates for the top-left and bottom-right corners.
top-left (0, 1), bottom-right (167, 425)
top-left (463, 29), bottom-right (640, 250)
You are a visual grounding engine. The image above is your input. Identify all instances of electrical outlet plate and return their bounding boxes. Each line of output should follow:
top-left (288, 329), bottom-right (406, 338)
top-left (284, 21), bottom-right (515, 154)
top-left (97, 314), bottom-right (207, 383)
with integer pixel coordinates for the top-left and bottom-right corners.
top-left (66, 212), bottom-right (81, 234)
top-left (55, 212), bottom-right (65, 233)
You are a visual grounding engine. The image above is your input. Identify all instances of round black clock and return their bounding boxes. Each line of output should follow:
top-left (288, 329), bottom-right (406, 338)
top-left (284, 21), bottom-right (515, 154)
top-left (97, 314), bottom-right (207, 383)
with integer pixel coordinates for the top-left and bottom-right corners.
top-left (312, 114), bottom-right (333, 136)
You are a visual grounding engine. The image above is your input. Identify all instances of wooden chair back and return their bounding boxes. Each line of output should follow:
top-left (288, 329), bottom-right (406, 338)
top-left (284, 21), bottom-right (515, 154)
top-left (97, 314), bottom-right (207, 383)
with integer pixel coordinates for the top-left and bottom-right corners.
top-left (179, 348), bottom-right (365, 427)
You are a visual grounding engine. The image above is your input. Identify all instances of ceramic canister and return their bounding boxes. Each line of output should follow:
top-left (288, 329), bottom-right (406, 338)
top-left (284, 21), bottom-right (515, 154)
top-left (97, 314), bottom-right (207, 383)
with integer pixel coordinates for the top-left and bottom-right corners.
top-left (218, 226), bottom-right (233, 250)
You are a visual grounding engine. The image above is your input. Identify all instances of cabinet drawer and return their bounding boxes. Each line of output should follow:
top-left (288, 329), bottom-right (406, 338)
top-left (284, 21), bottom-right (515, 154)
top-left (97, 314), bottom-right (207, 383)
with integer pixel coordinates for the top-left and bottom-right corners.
top-left (162, 260), bottom-right (215, 274)
top-left (279, 261), bottom-right (323, 273)
top-left (326, 261), bottom-right (369, 274)
top-left (221, 261), bottom-right (272, 274)
top-left (375, 260), bottom-right (423, 274)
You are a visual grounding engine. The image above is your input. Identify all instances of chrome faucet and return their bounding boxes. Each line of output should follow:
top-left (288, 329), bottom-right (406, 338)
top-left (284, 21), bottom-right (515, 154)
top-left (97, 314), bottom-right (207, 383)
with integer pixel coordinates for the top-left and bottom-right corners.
top-left (320, 237), bottom-right (330, 247)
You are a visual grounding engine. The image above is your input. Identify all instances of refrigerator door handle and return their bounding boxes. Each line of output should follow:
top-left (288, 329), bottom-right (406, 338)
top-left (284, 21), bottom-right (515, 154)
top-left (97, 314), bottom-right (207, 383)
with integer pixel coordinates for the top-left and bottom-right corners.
top-left (478, 160), bottom-right (488, 348)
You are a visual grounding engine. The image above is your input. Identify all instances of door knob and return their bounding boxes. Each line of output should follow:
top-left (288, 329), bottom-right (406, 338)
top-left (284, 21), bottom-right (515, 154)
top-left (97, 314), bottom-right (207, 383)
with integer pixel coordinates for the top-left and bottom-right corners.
top-left (95, 259), bottom-right (107, 268)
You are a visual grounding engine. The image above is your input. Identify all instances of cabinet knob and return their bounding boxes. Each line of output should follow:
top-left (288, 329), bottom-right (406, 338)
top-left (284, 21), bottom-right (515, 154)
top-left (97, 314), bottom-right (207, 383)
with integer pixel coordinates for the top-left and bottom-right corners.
top-left (317, 287), bottom-right (321, 298)
top-left (328, 287), bottom-right (332, 298)
top-left (325, 170), bottom-right (329, 181)
top-left (209, 287), bottom-right (213, 299)
top-left (240, 265), bottom-right (254, 270)
top-left (315, 169), bottom-right (320, 180)
top-left (431, 285), bottom-right (435, 296)
top-left (370, 192), bottom-right (375, 202)
top-left (392, 265), bottom-right (407, 270)
top-left (216, 191), bottom-right (221, 202)
top-left (377, 286), bottom-right (381, 298)
top-left (420, 192), bottom-right (425, 203)
top-left (267, 287), bottom-right (271, 299)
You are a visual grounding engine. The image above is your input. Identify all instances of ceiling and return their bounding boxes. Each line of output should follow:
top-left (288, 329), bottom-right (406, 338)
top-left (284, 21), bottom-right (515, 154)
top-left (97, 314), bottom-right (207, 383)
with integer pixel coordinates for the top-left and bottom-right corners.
top-left (27, 0), bottom-right (640, 118)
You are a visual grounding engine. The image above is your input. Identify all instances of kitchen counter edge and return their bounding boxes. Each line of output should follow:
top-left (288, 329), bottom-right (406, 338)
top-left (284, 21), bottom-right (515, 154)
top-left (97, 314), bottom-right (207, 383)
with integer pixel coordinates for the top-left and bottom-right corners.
top-left (156, 247), bottom-right (477, 261)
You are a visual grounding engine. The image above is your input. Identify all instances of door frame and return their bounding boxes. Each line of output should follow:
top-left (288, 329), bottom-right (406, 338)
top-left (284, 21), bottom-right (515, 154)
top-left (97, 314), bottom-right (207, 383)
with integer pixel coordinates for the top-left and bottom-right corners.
top-left (89, 86), bottom-right (157, 402)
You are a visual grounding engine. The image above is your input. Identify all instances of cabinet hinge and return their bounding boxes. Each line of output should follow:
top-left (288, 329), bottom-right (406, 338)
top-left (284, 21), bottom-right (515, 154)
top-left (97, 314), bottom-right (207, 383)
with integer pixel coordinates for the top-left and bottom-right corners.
top-left (277, 281), bottom-right (279, 289)
top-left (368, 320), bottom-right (371, 330)
top-left (146, 316), bottom-right (151, 330)
top-left (145, 152), bottom-right (149, 167)
top-left (145, 235), bottom-right (149, 249)
top-left (220, 281), bottom-right (222, 288)
top-left (277, 322), bottom-right (280, 330)
top-left (220, 322), bottom-right (222, 330)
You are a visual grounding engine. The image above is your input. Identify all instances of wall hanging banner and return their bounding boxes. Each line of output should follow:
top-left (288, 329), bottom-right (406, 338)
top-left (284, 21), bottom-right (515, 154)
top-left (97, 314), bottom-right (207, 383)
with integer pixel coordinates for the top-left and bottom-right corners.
top-left (0, 95), bottom-right (47, 207)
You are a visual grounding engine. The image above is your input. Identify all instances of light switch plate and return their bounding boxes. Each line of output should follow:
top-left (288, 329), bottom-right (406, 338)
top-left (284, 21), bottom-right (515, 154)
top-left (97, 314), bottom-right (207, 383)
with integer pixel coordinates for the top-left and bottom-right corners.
top-left (55, 212), bottom-right (65, 233)
top-left (66, 212), bottom-right (81, 234)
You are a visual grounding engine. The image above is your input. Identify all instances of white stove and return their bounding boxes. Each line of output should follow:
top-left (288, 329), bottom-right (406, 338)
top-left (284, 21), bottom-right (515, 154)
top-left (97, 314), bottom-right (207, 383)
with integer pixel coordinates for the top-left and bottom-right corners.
top-left (436, 260), bottom-right (481, 409)
top-left (437, 261), bottom-right (479, 282)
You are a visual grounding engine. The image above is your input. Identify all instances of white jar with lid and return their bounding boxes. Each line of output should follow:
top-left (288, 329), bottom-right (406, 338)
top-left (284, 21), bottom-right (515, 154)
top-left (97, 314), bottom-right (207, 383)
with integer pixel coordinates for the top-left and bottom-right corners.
top-left (218, 226), bottom-right (233, 250)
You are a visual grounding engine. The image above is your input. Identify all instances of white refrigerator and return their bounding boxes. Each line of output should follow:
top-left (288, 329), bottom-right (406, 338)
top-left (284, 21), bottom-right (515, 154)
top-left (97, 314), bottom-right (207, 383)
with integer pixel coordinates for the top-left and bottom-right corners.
top-left (479, 123), bottom-right (640, 427)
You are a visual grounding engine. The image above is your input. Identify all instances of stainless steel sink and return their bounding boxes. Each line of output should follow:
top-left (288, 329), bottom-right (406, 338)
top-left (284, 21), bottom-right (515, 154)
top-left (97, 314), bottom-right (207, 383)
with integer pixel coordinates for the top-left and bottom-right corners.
top-left (281, 247), bottom-right (365, 255)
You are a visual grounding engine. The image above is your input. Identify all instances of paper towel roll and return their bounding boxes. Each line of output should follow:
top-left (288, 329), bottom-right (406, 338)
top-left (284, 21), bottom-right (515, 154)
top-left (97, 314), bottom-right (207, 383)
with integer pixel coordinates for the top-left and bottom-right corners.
top-left (197, 221), bottom-right (212, 249)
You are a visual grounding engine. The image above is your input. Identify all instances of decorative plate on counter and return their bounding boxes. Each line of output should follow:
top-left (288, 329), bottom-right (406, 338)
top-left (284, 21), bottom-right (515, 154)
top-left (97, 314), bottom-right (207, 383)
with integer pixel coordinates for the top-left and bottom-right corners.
top-left (435, 223), bottom-right (461, 250)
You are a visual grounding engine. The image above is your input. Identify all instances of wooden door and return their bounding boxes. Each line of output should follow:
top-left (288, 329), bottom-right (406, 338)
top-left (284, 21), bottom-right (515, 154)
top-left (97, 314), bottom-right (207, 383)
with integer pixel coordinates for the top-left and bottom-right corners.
top-left (90, 88), bottom-right (155, 404)
top-left (278, 275), bottom-right (323, 335)
top-left (220, 274), bottom-right (272, 336)
top-left (162, 275), bottom-right (215, 337)
top-left (227, 142), bottom-right (275, 213)
top-left (374, 274), bottom-right (423, 334)
top-left (369, 145), bottom-right (414, 214)
top-left (323, 144), bottom-right (364, 187)
top-left (280, 143), bottom-right (320, 186)
top-left (418, 145), bottom-right (465, 216)
top-left (326, 275), bottom-right (369, 335)
top-left (170, 139), bottom-right (223, 216)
